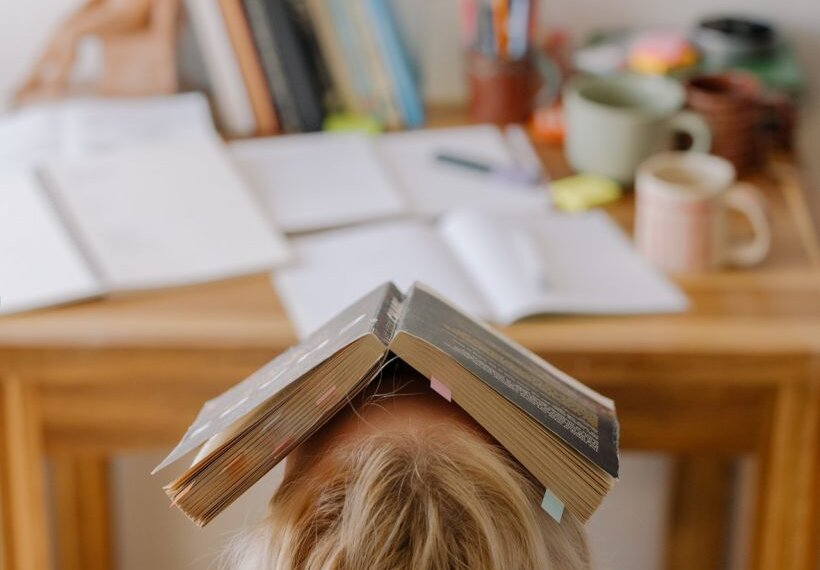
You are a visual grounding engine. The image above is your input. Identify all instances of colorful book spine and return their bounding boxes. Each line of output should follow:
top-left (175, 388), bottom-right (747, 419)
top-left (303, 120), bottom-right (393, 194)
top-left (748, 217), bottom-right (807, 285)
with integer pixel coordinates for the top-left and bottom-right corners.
top-left (184, 0), bottom-right (256, 136)
top-left (305, 0), bottom-right (361, 114)
top-left (325, 0), bottom-right (380, 119)
top-left (242, 0), bottom-right (301, 132)
top-left (351, 0), bottom-right (402, 129)
top-left (218, 0), bottom-right (279, 135)
top-left (264, 0), bottom-right (325, 132)
top-left (365, 0), bottom-right (425, 128)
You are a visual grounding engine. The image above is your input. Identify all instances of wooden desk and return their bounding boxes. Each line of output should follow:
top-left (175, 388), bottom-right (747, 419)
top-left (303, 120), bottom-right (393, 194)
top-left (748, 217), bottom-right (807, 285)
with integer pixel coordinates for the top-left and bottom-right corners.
top-left (1, 128), bottom-right (818, 570)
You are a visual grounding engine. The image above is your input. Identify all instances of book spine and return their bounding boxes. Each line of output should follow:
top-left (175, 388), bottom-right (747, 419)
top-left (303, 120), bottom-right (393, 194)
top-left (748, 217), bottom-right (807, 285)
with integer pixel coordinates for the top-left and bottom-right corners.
top-left (350, 0), bottom-right (402, 129)
top-left (218, 0), bottom-right (280, 135)
top-left (305, 0), bottom-right (361, 113)
top-left (325, 0), bottom-right (380, 119)
top-left (365, 0), bottom-right (425, 128)
top-left (285, 0), bottom-right (335, 123)
top-left (242, 0), bottom-right (302, 133)
top-left (264, 0), bottom-right (326, 132)
top-left (183, 0), bottom-right (257, 137)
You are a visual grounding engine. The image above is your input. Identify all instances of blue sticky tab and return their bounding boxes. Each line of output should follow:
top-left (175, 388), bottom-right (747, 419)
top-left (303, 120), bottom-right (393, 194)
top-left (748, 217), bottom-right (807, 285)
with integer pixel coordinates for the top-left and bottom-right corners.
top-left (540, 489), bottom-right (565, 523)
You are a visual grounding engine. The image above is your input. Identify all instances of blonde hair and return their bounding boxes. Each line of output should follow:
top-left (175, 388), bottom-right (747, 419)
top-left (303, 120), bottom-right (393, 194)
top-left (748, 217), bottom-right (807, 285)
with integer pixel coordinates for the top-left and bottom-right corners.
top-left (225, 426), bottom-right (589, 570)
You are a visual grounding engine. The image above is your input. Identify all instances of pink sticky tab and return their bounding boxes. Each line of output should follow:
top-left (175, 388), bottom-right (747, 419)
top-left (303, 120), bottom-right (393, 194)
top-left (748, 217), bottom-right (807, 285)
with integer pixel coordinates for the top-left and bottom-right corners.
top-left (429, 377), bottom-right (452, 402)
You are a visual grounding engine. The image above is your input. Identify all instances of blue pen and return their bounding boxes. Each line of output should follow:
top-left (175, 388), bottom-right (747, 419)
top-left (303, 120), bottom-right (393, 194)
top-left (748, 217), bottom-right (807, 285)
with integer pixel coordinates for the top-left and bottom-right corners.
top-left (508, 0), bottom-right (531, 59)
top-left (435, 152), bottom-right (542, 187)
top-left (478, 3), bottom-right (496, 56)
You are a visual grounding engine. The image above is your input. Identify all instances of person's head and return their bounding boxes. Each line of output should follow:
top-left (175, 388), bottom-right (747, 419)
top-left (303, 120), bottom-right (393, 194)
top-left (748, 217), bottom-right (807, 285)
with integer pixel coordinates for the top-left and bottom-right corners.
top-left (225, 363), bottom-right (590, 570)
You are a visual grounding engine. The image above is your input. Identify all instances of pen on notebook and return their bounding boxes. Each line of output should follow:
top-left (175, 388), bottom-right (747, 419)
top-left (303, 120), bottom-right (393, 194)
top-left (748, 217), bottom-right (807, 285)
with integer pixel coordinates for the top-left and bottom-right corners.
top-left (507, 0), bottom-right (531, 59)
top-left (435, 152), bottom-right (541, 186)
top-left (505, 124), bottom-right (549, 183)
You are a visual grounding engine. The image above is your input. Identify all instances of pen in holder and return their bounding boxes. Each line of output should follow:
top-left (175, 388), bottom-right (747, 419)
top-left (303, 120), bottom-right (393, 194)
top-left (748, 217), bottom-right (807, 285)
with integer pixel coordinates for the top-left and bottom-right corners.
top-left (467, 49), bottom-right (560, 125)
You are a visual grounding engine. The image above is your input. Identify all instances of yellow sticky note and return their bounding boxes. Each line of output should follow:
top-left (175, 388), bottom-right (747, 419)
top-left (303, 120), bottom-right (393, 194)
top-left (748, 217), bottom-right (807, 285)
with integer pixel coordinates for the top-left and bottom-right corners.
top-left (323, 113), bottom-right (382, 134)
top-left (551, 174), bottom-right (622, 212)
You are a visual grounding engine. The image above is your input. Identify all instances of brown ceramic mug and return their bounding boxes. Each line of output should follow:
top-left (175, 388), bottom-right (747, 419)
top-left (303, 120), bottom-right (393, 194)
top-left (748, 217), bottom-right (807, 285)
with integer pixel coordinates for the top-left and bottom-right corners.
top-left (685, 73), bottom-right (763, 173)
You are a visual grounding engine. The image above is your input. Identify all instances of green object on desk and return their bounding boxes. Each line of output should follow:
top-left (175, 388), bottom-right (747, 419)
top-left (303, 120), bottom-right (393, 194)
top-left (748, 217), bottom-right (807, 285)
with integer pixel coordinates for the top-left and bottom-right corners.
top-left (730, 44), bottom-right (805, 96)
top-left (323, 113), bottom-right (383, 134)
top-left (551, 174), bottom-right (622, 212)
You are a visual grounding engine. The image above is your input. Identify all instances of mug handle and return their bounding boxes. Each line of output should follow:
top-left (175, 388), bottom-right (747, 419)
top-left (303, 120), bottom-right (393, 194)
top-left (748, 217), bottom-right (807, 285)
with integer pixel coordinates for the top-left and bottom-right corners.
top-left (725, 182), bottom-right (772, 267)
top-left (667, 110), bottom-right (712, 153)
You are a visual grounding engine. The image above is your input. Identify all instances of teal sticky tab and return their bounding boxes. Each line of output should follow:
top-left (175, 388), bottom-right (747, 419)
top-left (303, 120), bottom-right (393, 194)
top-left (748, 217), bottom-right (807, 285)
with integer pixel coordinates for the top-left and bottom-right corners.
top-left (540, 489), bottom-right (565, 523)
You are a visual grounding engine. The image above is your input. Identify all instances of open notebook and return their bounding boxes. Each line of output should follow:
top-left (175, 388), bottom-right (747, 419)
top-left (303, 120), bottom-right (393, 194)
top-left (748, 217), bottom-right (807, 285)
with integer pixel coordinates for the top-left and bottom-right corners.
top-left (230, 125), bottom-right (551, 233)
top-left (274, 210), bottom-right (687, 337)
top-left (0, 92), bottom-right (215, 167)
top-left (0, 136), bottom-right (290, 315)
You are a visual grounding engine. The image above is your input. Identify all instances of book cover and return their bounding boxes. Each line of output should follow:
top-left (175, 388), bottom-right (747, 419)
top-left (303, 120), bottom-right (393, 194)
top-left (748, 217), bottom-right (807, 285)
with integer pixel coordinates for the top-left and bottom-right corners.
top-left (394, 284), bottom-right (619, 477)
top-left (156, 281), bottom-right (619, 526)
top-left (154, 282), bottom-right (403, 473)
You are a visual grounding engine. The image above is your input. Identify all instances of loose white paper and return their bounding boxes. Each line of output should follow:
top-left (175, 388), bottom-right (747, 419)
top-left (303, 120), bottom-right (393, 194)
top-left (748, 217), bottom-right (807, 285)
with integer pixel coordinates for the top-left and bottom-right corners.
top-left (232, 133), bottom-right (407, 233)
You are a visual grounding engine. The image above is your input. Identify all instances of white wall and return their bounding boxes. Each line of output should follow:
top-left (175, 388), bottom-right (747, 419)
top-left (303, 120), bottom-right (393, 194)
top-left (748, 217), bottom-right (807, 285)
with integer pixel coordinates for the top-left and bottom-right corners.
top-left (1, 2), bottom-right (815, 569)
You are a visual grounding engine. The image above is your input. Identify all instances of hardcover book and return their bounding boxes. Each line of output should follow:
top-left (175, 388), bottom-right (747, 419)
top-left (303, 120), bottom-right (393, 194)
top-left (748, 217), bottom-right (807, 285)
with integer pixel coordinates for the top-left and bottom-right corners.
top-left (155, 282), bottom-right (619, 527)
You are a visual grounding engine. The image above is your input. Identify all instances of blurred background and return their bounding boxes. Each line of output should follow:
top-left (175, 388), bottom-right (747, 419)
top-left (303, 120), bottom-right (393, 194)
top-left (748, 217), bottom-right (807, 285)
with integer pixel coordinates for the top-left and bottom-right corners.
top-left (1, 1), bottom-right (817, 570)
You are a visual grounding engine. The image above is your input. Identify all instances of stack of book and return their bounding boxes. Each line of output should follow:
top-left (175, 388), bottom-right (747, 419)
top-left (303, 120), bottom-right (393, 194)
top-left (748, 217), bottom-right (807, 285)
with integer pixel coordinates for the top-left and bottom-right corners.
top-left (185, 0), bottom-right (425, 136)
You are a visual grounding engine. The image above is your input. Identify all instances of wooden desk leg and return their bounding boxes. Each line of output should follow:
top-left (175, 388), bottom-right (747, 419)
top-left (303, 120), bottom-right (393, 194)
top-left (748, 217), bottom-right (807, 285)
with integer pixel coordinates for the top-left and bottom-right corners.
top-left (753, 382), bottom-right (820, 570)
top-left (665, 456), bottom-right (734, 570)
top-left (53, 455), bottom-right (114, 570)
top-left (0, 375), bottom-right (51, 570)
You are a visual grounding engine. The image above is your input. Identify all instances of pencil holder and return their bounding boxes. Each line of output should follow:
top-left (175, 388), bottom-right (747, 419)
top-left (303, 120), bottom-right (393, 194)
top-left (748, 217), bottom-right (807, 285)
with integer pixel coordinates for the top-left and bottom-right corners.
top-left (467, 50), bottom-right (560, 124)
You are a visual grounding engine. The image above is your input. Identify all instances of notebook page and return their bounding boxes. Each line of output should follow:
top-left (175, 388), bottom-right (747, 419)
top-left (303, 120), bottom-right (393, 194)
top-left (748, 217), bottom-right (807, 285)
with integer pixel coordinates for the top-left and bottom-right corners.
top-left (59, 93), bottom-right (216, 156)
top-left (273, 220), bottom-right (489, 338)
top-left (440, 210), bottom-right (687, 323)
top-left (0, 105), bottom-right (62, 168)
top-left (231, 133), bottom-right (407, 232)
top-left (439, 209), bottom-right (550, 323)
top-left (0, 169), bottom-right (102, 315)
top-left (376, 125), bottom-right (550, 218)
top-left (43, 136), bottom-right (291, 291)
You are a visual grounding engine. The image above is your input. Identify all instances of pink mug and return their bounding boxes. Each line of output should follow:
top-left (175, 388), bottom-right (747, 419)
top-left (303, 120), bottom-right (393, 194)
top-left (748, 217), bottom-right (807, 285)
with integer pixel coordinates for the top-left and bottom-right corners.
top-left (635, 152), bottom-right (771, 273)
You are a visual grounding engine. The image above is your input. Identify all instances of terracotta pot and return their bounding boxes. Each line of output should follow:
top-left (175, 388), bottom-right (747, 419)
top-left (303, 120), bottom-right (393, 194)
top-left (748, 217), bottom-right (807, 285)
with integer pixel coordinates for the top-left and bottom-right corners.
top-left (685, 72), bottom-right (763, 173)
top-left (467, 52), bottom-right (536, 124)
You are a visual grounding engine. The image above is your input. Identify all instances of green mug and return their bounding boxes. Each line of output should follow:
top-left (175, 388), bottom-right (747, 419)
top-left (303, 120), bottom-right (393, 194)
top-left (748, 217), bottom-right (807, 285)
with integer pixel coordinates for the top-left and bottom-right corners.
top-left (564, 74), bottom-right (711, 184)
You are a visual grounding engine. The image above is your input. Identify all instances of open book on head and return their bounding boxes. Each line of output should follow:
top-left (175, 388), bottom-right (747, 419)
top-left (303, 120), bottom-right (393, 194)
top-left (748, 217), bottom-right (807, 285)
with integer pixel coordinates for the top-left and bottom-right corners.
top-left (273, 210), bottom-right (688, 338)
top-left (230, 124), bottom-right (551, 233)
top-left (0, 136), bottom-right (290, 315)
top-left (154, 282), bottom-right (620, 526)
